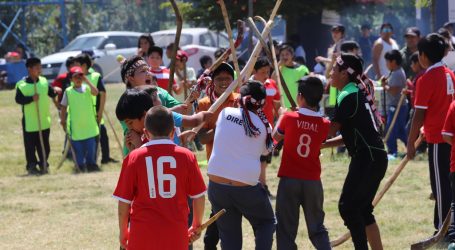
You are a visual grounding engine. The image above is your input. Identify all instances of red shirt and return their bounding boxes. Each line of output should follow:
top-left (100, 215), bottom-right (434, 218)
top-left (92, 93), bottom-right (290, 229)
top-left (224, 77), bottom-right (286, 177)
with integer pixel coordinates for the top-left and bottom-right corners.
top-left (263, 79), bottom-right (281, 126)
top-left (415, 63), bottom-right (455, 143)
top-left (442, 101), bottom-right (455, 173)
top-left (52, 72), bottom-right (70, 102)
top-left (150, 67), bottom-right (178, 91)
top-left (276, 108), bottom-right (330, 180)
top-left (113, 139), bottom-right (206, 250)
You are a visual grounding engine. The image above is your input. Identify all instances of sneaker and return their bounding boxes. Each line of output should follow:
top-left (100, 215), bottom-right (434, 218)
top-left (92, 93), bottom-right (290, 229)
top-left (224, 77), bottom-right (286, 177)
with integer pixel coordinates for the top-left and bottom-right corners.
top-left (101, 157), bottom-right (119, 164)
top-left (27, 167), bottom-right (41, 175)
top-left (387, 154), bottom-right (397, 161)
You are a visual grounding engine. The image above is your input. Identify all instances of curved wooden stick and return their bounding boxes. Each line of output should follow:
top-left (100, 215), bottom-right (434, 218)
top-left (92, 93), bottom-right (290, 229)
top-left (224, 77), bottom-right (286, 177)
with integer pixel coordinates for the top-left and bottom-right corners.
top-left (252, 15), bottom-right (296, 108)
top-left (167, 0), bottom-right (183, 95)
top-left (331, 135), bottom-right (423, 247)
top-left (219, 0), bottom-right (241, 82)
top-left (103, 110), bottom-right (124, 158)
top-left (410, 209), bottom-right (451, 249)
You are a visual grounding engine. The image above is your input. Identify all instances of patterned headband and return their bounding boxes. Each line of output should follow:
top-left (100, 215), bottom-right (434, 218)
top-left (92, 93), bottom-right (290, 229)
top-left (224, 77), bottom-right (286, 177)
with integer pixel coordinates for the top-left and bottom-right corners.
top-left (336, 57), bottom-right (355, 75)
top-left (124, 59), bottom-right (148, 82)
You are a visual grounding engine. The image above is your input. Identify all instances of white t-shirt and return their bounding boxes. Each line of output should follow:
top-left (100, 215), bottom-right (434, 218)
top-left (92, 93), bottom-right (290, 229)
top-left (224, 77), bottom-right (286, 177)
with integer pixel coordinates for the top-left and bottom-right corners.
top-left (208, 107), bottom-right (269, 186)
top-left (377, 37), bottom-right (399, 78)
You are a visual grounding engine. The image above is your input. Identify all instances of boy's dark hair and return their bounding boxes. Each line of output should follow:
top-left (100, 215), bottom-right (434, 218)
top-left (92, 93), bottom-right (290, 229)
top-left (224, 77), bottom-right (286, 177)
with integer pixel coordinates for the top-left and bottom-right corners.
top-left (199, 55), bottom-right (212, 68)
top-left (279, 44), bottom-right (294, 55)
top-left (240, 80), bottom-right (266, 110)
top-left (25, 57), bottom-right (41, 68)
top-left (145, 106), bottom-right (174, 137)
top-left (65, 56), bottom-right (77, 70)
top-left (410, 51), bottom-right (419, 64)
top-left (214, 48), bottom-right (226, 59)
top-left (298, 76), bottom-right (324, 108)
top-left (76, 53), bottom-right (92, 68)
top-left (417, 33), bottom-right (446, 64)
top-left (384, 49), bottom-right (403, 66)
top-left (340, 41), bottom-right (360, 53)
top-left (137, 34), bottom-right (155, 48)
top-left (380, 22), bottom-right (393, 31)
top-left (116, 88), bottom-right (153, 121)
top-left (254, 57), bottom-right (271, 71)
top-left (148, 46), bottom-right (163, 58)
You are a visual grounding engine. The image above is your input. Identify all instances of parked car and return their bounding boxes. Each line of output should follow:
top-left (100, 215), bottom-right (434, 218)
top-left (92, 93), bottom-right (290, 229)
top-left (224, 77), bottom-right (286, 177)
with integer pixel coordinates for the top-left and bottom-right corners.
top-left (151, 28), bottom-right (229, 72)
top-left (41, 31), bottom-right (142, 83)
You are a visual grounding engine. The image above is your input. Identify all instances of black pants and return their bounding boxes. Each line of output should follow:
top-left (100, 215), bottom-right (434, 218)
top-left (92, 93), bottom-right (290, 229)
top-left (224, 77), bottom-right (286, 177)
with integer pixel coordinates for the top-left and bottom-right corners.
top-left (448, 172), bottom-right (455, 242)
top-left (99, 124), bottom-right (110, 161)
top-left (428, 143), bottom-right (451, 231)
top-left (339, 149), bottom-right (387, 250)
top-left (23, 127), bottom-right (50, 170)
top-left (204, 210), bottom-right (220, 250)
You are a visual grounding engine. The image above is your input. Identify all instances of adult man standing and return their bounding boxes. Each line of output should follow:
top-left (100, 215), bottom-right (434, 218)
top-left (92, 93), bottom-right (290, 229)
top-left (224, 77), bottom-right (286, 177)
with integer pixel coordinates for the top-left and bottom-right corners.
top-left (372, 23), bottom-right (400, 79)
top-left (401, 27), bottom-right (421, 79)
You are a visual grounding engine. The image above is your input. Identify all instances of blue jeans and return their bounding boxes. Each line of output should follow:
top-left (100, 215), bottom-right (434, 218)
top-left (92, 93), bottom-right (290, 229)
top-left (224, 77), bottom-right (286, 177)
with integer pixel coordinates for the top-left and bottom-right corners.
top-left (386, 104), bottom-right (409, 155)
top-left (208, 181), bottom-right (276, 250)
top-left (71, 137), bottom-right (97, 167)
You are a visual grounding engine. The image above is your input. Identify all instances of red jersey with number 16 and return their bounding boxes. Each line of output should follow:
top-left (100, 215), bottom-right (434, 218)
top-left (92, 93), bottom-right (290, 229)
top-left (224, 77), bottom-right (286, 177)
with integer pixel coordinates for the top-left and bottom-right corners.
top-left (276, 108), bottom-right (330, 180)
top-left (113, 139), bottom-right (206, 250)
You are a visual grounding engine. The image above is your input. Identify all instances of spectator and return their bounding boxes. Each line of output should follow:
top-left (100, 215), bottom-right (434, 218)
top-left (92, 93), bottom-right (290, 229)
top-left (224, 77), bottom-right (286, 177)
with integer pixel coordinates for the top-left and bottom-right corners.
top-left (196, 55), bottom-right (213, 79)
top-left (358, 24), bottom-right (378, 67)
top-left (401, 27), bottom-right (421, 79)
top-left (137, 33), bottom-right (155, 59)
top-left (372, 23), bottom-right (399, 79)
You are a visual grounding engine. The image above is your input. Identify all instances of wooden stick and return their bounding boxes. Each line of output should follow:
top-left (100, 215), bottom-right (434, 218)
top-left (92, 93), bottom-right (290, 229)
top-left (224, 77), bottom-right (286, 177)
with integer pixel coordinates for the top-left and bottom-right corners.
top-left (183, 61), bottom-right (188, 101)
top-left (103, 110), bottom-right (124, 158)
top-left (219, 0), bottom-right (241, 82)
top-left (57, 134), bottom-right (79, 171)
top-left (199, 209), bottom-right (226, 231)
top-left (167, 0), bottom-right (183, 95)
top-left (250, 16), bottom-right (296, 108)
top-left (384, 90), bottom-right (407, 142)
top-left (33, 80), bottom-right (48, 174)
top-left (410, 209), bottom-right (451, 249)
top-left (57, 138), bottom-right (71, 170)
top-left (186, 20), bottom-right (275, 141)
top-left (331, 135), bottom-right (423, 247)
top-left (182, 21), bottom-right (245, 106)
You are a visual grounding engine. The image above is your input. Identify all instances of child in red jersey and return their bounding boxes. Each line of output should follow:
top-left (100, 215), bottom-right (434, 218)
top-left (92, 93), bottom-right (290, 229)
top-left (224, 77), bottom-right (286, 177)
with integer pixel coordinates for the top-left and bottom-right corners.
top-left (147, 46), bottom-right (180, 94)
top-left (443, 100), bottom-right (455, 245)
top-left (407, 33), bottom-right (455, 235)
top-left (113, 106), bottom-right (206, 250)
top-left (273, 76), bottom-right (331, 250)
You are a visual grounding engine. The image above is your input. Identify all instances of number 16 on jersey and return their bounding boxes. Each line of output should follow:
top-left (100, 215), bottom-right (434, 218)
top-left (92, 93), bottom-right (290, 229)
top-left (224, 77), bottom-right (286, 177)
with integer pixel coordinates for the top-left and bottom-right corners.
top-left (146, 156), bottom-right (177, 199)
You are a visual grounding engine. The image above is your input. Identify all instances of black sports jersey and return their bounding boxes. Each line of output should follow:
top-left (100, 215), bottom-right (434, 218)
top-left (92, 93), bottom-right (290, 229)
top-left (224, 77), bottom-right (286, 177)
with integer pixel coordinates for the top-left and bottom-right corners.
top-left (332, 83), bottom-right (385, 157)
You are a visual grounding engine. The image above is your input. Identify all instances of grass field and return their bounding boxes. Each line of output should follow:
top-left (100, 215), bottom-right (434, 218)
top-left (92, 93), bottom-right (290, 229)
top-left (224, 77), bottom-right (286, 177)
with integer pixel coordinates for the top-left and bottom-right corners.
top-left (0, 84), bottom-right (447, 249)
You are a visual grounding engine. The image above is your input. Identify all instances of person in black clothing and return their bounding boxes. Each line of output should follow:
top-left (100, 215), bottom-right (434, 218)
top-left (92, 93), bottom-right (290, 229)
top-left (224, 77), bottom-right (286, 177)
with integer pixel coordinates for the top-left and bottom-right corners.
top-left (196, 55), bottom-right (213, 79)
top-left (15, 58), bottom-right (58, 175)
top-left (323, 53), bottom-right (388, 250)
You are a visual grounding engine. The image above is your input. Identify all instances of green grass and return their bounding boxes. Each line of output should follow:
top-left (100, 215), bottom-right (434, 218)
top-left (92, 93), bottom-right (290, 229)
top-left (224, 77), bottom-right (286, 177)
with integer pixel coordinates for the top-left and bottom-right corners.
top-left (0, 84), bottom-right (446, 249)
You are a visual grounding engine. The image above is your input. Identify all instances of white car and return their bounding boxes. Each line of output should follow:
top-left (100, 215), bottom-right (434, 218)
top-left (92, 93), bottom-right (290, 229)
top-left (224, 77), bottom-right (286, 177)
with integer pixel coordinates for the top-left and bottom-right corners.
top-left (151, 28), bottom-right (229, 72)
top-left (41, 31), bottom-right (142, 83)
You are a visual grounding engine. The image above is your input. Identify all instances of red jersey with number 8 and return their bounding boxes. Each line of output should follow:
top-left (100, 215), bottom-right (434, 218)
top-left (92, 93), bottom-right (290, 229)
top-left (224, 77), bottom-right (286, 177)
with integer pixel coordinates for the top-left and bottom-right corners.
top-left (113, 139), bottom-right (206, 250)
top-left (276, 108), bottom-right (330, 180)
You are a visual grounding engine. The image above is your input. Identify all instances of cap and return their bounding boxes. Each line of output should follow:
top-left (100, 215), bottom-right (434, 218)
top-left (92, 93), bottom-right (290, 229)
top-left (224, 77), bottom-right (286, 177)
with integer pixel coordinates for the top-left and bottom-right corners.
top-left (331, 24), bottom-right (345, 33)
top-left (81, 50), bottom-right (95, 59)
top-left (176, 50), bottom-right (188, 61)
top-left (404, 27), bottom-right (421, 37)
top-left (212, 62), bottom-right (234, 79)
top-left (70, 66), bottom-right (83, 75)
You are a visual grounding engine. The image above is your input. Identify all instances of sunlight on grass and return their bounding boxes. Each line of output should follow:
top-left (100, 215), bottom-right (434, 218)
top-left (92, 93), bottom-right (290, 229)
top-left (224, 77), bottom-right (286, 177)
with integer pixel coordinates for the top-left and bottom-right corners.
top-left (0, 84), bottom-right (441, 249)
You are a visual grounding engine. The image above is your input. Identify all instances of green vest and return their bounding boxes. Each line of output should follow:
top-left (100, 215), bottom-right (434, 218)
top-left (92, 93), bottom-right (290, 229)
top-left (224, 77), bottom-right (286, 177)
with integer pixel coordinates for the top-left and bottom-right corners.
top-left (280, 64), bottom-right (309, 108)
top-left (87, 71), bottom-right (104, 125)
top-left (16, 76), bottom-right (51, 132)
top-left (66, 85), bottom-right (99, 141)
top-left (328, 86), bottom-right (339, 107)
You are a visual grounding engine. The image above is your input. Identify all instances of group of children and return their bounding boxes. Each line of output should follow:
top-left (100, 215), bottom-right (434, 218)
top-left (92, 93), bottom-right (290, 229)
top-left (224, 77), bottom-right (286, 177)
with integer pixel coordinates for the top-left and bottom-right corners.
top-left (15, 52), bottom-right (117, 175)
